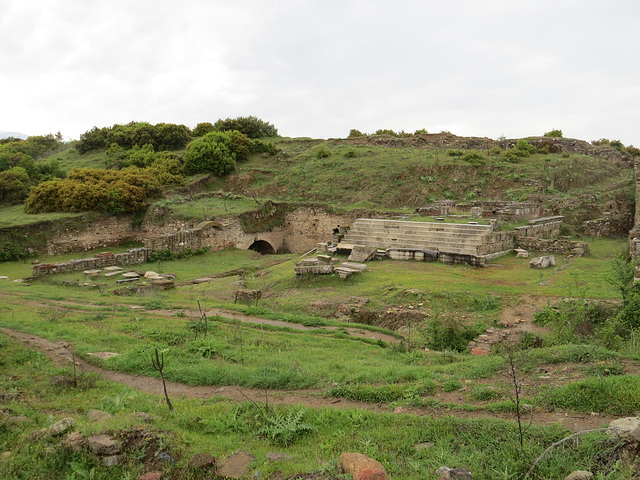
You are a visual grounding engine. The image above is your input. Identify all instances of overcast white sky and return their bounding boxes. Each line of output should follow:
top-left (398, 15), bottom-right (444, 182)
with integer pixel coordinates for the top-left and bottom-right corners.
top-left (2, 0), bottom-right (639, 145)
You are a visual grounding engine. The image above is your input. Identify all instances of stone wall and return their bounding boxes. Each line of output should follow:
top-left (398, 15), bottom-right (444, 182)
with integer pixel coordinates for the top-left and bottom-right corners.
top-left (32, 248), bottom-right (150, 277)
top-left (515, 238), bottom-right (589, 256)
top-left (514, 216), bottom-right (563, 238)
top-left (282, 207), bottom-right (359, 253)
top-left (46, 215), bottom-right (139, 256)
top-left (416, 200), bottom-right (543, 220)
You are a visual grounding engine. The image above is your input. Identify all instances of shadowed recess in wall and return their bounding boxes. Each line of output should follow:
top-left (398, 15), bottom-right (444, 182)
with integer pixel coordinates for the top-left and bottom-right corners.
top-left (249, 240), bottom-right (275, 255)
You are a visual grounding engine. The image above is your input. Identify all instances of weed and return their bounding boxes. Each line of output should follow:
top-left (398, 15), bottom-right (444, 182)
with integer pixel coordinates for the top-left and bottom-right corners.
top-left (101, 388), bottom-right (138, 413)
top-left (257, 407), bottom-right (316, 446)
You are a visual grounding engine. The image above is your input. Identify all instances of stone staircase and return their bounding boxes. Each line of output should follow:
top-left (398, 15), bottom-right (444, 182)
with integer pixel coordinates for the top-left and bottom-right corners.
top-left (340, 219), bottom-right (494, 256)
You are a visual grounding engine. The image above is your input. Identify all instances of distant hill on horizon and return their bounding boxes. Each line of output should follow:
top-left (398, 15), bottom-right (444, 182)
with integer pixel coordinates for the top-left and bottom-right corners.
top-left (0, 131), bottom-right (29, 140)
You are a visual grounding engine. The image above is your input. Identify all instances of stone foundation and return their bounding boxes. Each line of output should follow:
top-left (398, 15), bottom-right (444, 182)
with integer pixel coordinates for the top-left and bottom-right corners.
top-left (32, 248), bottom-right (150, 277)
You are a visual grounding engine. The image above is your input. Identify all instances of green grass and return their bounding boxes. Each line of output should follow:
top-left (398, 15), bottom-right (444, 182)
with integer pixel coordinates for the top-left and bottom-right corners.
top-left (0, 205), bottom-right (86, 229)
top-left (2, 332), bottom-right (637, 480)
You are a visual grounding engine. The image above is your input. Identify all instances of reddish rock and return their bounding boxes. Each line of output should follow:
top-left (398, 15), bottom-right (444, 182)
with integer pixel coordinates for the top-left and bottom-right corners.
top-left (340, 452), bottom-right (387, 480)
top-left (470, 348), bottom-right (490, 356)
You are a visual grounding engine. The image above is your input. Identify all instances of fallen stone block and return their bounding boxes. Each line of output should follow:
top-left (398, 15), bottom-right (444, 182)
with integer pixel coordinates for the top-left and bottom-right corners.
top-left (530, 255), bottom-right (555, 268)
top-left (294, 265), bottom-right (334, 275)
top-left (339, 262), bottom-right (367, 271)
top-left (348, 245), bottom-right (377, 262)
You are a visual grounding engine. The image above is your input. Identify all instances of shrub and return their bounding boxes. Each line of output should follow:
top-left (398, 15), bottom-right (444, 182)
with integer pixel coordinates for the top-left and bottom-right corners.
top-left (316, 147), bottom-right (331, 159)
top-left (23, 168), bottom-right (160, 214)
top-left (488, 146), bottom-right (501, 156)
top-left (374, 129), bottom-right (397, 136)
top-left (0, 167), bottom-right (31, 204)
top-left (536, 139), bottom-right (561, 154)
top-left (414, 128), bottom-right (428, 134)
top-left (213, 116), bottom-right (278, 138)
top-left (544, 129), bottom-right (563, 137)
top-left (183, 131), bottom-right (238, 176)
top-left (461, 151), bottom-right (485, 167)
top-left (0, 242), bottom-right (27, 262)
top-left (447, 149), bottom-right (464, 157)
top-left (192, 122), bottom-right (215, 137)
top-left (348, 129), bottom-right (365, 138)
top-left (591, 138), bottom-right (610, 146)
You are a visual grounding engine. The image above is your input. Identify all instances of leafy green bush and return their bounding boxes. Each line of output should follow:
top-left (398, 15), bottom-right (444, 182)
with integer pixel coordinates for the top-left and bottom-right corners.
top-left (316, 147), bottom-right (331, 159)
top-left (77, 122), bottom-right (191, 154)
top-left (23, 168), bottom-right (160, 214)
top-left (461, 151), bottom-right (485, 167)
top-left (0, 167), bottom-right (31, 204)
top-left (183, 131), bottom-right (240, 176)
top-left (544, 129), bottom-right (563, 137)
top-left (213, 116), bottom-right (278, 138)
top-left (0, 242), bottom-right (27, 262)
top-left (488, 146), bottom-right (502, 156)
top-left (348, 129), bottom-right (365, 137)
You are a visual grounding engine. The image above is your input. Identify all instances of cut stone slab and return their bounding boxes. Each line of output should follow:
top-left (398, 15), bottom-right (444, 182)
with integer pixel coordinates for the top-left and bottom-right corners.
top-left (348, 245), bottom-right (377, 262)
top-left (122, 272), bottom-right (141, 278)
top-left (217, 450), bottom-right (256, 479)
top-left (514, 248), bottom-right (529, 258)
top-left (144, 271), bottom-right (159, 279)
top-left (193, 277), bottom-right (213, 284)
top-left (316, 254), bottom-right (333, 265)
top-left (86, 352), bottom-right (119, 360)
top-left (0, 276), bottom-right (8, 280)
top-left (83, 269), bottom-right (101, 277)
top-left (104, 271), bottom-right (122, 277)
top-left (294, 265), bottom-right (334, 275)
top-left (116, 278), bottom-right (140, 284)
top-left (339, 262), bottom-right (367, 271)
top-left (297, 258), bottom-right (319, 267)
top-left (103, 266), bottom-right (123, 273)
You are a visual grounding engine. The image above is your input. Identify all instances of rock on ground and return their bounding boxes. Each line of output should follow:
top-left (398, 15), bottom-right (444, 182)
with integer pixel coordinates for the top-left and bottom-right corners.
top-left (340, 452), bottom-right (387, 480)
top-left (217, 450), bottom-right (256, 479)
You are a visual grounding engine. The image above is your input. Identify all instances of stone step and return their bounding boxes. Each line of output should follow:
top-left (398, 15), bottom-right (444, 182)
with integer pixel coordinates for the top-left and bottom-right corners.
top-left (351, 219), bottom-right (493, 232)
top-left (341, 236), bottom-right (481, 254)
top-left (343, 232), bottom-right (486, 245)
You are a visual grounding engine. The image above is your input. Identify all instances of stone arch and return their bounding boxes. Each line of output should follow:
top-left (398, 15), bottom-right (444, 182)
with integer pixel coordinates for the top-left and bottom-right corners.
top-left (248, 239), bottom-right (276, 255)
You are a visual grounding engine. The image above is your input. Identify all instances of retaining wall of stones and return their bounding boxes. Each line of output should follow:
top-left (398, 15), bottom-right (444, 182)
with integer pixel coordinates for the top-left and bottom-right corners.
top-left (32, 248), bottom-right (150, 277)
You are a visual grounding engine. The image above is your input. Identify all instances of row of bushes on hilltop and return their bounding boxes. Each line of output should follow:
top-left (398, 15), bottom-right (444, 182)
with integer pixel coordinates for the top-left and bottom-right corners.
top-left (0, 134), bottom-right (67, 204)
top-left (77, 117), bottom-right (279, 154)
top-left (20, 125), bottom-right (278, 213)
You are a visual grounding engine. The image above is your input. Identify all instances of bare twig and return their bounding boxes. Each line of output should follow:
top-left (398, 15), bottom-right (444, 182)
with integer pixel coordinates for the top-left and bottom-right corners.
top-left (524, 428), bottom-right (610, 479)
top-left (152, 348), bottom-right (174, 411)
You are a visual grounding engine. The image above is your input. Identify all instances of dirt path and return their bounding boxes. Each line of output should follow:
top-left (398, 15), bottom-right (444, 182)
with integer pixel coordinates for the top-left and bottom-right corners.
top-left (0, 290), bottom-right (398, 345)
top-left (0, 327), bottom-right (620, 432)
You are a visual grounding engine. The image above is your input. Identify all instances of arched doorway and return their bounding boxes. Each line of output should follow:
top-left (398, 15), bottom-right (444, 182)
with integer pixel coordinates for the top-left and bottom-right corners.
top-left (249, 240), bottom-right (276, 255)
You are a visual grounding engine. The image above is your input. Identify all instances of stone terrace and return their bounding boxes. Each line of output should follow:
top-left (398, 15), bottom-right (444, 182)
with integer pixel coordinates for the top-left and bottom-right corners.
top-left (340, 218), bottom-right (514, 265)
